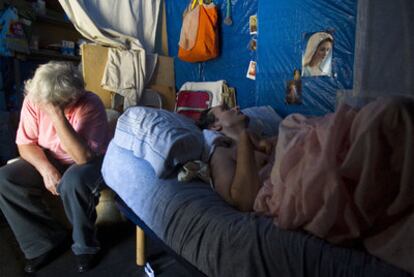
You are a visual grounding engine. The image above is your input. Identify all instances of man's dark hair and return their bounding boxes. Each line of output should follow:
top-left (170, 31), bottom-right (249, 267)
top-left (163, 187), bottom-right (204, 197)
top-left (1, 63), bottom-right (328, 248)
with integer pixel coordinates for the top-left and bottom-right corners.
top-left (196, 108), bottom-right (216, 129)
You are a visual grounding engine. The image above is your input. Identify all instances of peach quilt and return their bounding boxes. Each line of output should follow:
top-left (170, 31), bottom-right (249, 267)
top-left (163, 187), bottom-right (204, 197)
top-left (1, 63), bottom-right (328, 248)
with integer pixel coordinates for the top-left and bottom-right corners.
top-left (254, 97), bottom-right (414, 274)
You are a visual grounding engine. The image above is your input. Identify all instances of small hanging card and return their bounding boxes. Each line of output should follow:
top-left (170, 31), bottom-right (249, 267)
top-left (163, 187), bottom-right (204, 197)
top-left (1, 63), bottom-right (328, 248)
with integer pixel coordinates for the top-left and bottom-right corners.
top-left (246, 61), bottom-right (256, 80)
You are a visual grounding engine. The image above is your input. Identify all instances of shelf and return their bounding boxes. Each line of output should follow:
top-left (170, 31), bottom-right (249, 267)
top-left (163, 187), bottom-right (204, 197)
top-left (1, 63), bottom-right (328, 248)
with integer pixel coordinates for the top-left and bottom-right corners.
top-left (36, 14), bottom-right (74, 28)
top-left (26, 49), bottom-right (80, 61)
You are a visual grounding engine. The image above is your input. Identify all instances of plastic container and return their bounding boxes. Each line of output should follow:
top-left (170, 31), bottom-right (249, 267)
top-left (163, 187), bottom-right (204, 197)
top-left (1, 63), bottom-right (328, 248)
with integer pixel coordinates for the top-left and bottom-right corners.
top-left (36, 0), bottom-right (46, 16)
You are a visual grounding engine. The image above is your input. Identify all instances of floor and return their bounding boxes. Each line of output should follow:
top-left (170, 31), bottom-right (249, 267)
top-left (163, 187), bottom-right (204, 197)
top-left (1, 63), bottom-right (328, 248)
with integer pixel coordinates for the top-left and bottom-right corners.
top-left (0, 211), bottom-right (199, 277)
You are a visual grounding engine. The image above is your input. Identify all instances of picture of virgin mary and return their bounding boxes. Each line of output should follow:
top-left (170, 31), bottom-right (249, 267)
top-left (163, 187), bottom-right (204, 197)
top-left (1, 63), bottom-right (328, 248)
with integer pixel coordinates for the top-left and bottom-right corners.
top-left (302, 32), bottom-right (334, 77)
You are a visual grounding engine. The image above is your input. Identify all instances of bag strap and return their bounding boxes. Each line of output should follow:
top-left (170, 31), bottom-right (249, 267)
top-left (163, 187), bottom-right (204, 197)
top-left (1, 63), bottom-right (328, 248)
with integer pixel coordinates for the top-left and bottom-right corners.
top-left (191, 0), bottom-right (203, 10)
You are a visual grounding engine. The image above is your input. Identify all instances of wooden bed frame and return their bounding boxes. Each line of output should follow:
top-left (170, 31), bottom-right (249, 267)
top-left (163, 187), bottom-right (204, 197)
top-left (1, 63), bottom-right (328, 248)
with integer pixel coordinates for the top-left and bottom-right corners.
top-left (115, 196), bottom-right (206, 276)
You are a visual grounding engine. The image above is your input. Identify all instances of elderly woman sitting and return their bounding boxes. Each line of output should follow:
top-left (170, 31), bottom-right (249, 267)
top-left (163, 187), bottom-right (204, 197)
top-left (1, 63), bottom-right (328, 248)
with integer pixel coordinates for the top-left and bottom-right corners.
top-left (0, 61), bottom-right (110, 273)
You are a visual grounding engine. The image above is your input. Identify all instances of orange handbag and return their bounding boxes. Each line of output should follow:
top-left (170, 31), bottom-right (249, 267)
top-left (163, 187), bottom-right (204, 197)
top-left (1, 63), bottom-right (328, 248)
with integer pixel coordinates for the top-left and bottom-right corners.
top-left (178, 0), bottom-right (219, 63)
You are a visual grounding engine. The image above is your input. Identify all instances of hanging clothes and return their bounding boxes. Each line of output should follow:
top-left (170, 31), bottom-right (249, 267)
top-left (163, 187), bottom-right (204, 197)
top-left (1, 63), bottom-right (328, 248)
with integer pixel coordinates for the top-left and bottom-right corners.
top-left (101, 49), bottom-right (157, 109)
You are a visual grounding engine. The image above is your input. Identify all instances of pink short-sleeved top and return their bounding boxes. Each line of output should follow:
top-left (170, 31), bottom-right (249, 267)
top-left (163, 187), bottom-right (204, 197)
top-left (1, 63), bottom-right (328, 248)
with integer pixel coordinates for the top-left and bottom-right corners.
top-left (16, 91), bottom-right (110, 164)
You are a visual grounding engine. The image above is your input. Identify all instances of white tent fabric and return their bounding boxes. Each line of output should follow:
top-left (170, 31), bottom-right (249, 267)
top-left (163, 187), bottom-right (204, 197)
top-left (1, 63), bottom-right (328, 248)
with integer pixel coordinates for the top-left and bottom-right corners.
top-left (58, 0), bottom-right (160, 108)
top-left (353, 0), bottom-right (414, 97)
top-left (58, 0), bottom-right (161, 52)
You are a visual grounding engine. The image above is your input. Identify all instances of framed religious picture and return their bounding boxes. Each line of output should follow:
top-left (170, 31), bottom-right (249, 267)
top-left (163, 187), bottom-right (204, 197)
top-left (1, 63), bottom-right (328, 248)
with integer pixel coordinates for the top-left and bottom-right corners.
top-left (285, 79), bottom-right (302, 104)
top-left (302, 31), bottom-right (334, 77)
top-left (249, 39), bottom-right (257, 51)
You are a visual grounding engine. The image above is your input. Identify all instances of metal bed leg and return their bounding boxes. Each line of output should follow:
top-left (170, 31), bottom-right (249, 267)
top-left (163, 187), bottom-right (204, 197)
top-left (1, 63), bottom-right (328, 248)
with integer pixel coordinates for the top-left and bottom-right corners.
top-left (136, 226), bottom-right (146, 266)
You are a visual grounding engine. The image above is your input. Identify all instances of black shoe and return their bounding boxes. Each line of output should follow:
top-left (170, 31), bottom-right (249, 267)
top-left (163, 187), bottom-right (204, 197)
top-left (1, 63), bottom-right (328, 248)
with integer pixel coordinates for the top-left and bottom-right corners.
top-left (24, 237), bottom-right (71, 273)
top-left (24, 251), bottom-right (51, 274)
top-left (75, 253), bottom-right (99, 273)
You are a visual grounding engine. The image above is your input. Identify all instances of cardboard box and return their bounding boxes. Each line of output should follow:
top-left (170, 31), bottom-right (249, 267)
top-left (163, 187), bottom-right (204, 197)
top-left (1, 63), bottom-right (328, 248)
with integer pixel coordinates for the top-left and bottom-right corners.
top-left (81, 44), bottom-right (175, 110)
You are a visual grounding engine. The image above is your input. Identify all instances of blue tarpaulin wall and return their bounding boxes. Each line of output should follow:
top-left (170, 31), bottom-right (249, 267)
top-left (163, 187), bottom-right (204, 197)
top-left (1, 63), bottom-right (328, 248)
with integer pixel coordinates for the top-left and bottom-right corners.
top-left (165, 0), bottom-right (357, 116)
top-left (165, 0), bottom-right (258, 109)
top-left (257, 0), bottom-right (357, 116)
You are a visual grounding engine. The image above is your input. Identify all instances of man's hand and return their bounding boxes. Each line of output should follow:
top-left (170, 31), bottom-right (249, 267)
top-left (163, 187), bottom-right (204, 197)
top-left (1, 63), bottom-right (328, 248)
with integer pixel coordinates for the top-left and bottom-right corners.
top-left (247, 132), bottom-right (273, 155)
top-left (38, 101), bottom-right (95, 164)
top-left (39, 102), bottom-right (65, 121)
top-left (18, 144), bottom-right (62, 195)
top-left (256, 139), bottom-right (273, 155)
top-left (41, 165), bottom-right (62, 195)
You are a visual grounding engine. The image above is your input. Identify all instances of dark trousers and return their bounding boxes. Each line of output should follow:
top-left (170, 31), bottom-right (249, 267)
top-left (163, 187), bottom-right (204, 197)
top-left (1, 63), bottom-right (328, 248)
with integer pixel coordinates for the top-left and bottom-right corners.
top-left (0, 156), bottom-right (104, 259)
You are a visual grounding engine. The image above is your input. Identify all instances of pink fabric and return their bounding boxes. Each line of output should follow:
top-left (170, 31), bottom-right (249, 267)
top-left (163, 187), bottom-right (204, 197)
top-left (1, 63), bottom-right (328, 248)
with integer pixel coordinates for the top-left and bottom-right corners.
top-left (254, 97), bottom-right (414, 274)
top-left (179, 5), bottom-right (200, 51)
top-left (16, 91), bottom-right (110, 164)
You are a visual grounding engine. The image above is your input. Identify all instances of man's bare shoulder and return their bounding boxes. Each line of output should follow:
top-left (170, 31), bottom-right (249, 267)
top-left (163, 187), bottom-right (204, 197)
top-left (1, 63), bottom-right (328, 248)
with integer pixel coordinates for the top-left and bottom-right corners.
top-left (211, 143), bottom-right (235, 162)
top-left (209, 143), bottom-right (236, 177)
top-left (209, 143), bottom-right (237, 203)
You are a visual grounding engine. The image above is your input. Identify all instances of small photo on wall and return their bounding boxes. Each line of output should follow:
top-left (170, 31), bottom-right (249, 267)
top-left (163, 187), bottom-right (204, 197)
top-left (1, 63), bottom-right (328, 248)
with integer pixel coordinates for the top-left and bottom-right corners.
top-left (285, 80), bottom-right (302, 104)
top-left (246, 61), bottom-right (256, 80)
top-left (249, 39), bottom-right (257, 51)
top-left (249, 15), bottom-right (257, 34)
top-left (302, 31), bottom-right (334, 77)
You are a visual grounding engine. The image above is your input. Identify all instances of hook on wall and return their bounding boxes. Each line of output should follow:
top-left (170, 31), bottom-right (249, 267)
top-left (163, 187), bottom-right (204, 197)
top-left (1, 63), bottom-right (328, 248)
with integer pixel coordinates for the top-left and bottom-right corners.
top-left (224, 0), bottom-right (232, 25)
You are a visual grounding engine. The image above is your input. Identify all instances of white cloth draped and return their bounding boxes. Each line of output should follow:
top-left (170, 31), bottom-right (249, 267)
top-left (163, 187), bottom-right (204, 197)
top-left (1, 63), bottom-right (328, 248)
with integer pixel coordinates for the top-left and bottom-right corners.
top-left (58, 0), bottom-right (161, 52)
top-left (58, 0), bottom-right (160, 107)
top-left (353, 0), bottom-right (414, 97)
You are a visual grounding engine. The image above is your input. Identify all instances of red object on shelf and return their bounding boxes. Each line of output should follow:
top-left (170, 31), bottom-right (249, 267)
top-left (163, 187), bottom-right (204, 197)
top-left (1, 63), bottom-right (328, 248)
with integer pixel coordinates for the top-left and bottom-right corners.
top-left (175, 90), bottom-right (212, 121)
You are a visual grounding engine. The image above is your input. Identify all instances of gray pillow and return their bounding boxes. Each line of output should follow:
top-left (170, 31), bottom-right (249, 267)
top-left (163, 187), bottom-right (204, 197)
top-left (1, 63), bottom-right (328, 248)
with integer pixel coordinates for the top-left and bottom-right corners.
top-left (242, 105), bottom-right (283, 137)
top-left (112, 107), bottom-right (204, 178)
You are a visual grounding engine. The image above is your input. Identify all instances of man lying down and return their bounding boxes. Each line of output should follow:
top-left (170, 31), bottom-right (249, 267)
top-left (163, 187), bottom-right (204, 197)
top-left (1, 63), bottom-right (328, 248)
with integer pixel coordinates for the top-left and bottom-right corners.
top-left (196, 97), bottom-right (414, 275)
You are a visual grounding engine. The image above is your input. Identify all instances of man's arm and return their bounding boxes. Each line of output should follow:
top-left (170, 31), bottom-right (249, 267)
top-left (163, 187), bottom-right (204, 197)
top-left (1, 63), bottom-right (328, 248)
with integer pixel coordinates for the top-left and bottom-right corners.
top-left (18, 144), bottom-right (61, 195)
top-left (42, 103), bottom-right (94, 164)
top-left (229, 130), bottom-right (261, 211)
top-left (210, 130), bottom-right (261, 212)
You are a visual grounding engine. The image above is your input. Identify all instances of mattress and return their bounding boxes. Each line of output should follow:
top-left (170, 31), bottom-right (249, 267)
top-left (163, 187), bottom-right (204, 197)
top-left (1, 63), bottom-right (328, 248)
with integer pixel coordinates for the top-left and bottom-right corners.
top-left (102, 141), bottom-right (411, 277)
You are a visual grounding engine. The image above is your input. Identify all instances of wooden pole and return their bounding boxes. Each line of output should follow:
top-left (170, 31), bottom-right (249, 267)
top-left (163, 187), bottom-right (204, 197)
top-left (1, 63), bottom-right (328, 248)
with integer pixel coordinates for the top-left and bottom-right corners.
top-left (136, 226), bottom-right (146, 266)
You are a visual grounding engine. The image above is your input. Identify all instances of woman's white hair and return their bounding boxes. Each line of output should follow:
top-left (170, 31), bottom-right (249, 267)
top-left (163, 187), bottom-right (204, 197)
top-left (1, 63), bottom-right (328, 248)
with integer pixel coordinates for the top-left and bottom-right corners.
top-left (24, 61), bottom-right (85, 106)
